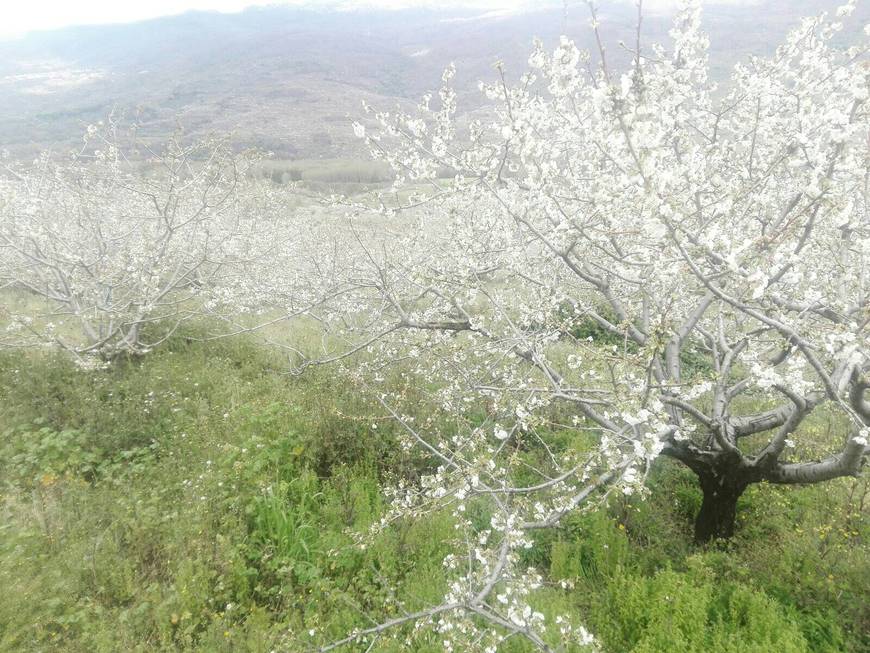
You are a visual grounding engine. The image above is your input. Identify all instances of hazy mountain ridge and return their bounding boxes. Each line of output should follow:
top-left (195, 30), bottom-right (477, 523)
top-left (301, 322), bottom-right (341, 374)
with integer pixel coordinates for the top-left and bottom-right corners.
top-left (0, 1), bottom-right (864, 159)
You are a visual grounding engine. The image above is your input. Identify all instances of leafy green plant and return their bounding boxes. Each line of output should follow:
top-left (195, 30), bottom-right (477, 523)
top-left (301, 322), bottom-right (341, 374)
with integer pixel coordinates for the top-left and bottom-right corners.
top-left (0, 330), bottom-right (866, 652)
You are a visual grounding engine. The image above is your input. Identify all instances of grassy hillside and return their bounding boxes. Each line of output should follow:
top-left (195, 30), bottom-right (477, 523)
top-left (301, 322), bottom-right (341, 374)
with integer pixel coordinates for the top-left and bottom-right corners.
top-left (0, 328), bottom-right (867, 652)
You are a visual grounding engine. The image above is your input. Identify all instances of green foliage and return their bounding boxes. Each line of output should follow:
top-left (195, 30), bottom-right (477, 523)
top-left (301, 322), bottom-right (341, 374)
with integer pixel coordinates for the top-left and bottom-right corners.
top-left (591, 565), bottom-right (811, 653)
top-left (0, 331), bottom-right (866, 652)
top-left (558, 303), bottom-right (713, 379)
top-left (0, 421), bottom-right (159, 486)
top-left (559, 303), bottom-right (633, 349)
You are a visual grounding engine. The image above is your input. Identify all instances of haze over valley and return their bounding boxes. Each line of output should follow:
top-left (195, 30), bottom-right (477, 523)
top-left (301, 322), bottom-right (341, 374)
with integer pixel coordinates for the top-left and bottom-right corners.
top-left (1, 0), bottom-right (864, 160)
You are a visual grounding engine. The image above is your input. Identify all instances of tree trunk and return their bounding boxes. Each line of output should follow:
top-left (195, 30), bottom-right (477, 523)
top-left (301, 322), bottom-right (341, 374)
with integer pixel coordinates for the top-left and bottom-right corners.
top-left (694, 473), bottom-right (747, 544)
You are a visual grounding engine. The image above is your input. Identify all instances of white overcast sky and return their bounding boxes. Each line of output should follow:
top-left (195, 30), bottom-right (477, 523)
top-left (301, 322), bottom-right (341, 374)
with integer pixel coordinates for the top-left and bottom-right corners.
top-left (1, 0), bottom-right (757, 38)
top-left (0, 1), bottom-right (512, 37)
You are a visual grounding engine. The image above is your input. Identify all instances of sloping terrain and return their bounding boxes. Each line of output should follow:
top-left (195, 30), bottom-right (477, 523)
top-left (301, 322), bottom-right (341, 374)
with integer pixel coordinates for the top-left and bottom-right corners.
top-left (0, 1), bottom-right (865, 158)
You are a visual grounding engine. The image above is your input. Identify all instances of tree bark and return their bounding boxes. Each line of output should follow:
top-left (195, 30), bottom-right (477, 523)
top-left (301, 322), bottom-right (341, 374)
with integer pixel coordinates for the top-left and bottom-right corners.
top-left (694, 472), bottom-right (748, 544)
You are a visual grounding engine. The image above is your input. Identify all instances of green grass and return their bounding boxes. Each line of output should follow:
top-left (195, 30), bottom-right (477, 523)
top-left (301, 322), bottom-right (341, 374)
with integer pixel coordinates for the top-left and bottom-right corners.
top-left (0, 329), bottom-right (867, 652)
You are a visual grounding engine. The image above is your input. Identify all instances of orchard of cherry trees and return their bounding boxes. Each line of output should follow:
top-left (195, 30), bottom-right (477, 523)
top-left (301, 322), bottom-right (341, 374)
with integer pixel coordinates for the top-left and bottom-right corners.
top-left (1, 2), bottom-right (867, 651)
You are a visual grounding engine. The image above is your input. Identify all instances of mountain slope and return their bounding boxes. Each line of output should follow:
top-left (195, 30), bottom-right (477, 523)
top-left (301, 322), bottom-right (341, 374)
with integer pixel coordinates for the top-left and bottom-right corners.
top-left (0, 1), bottom-right (864, 158)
